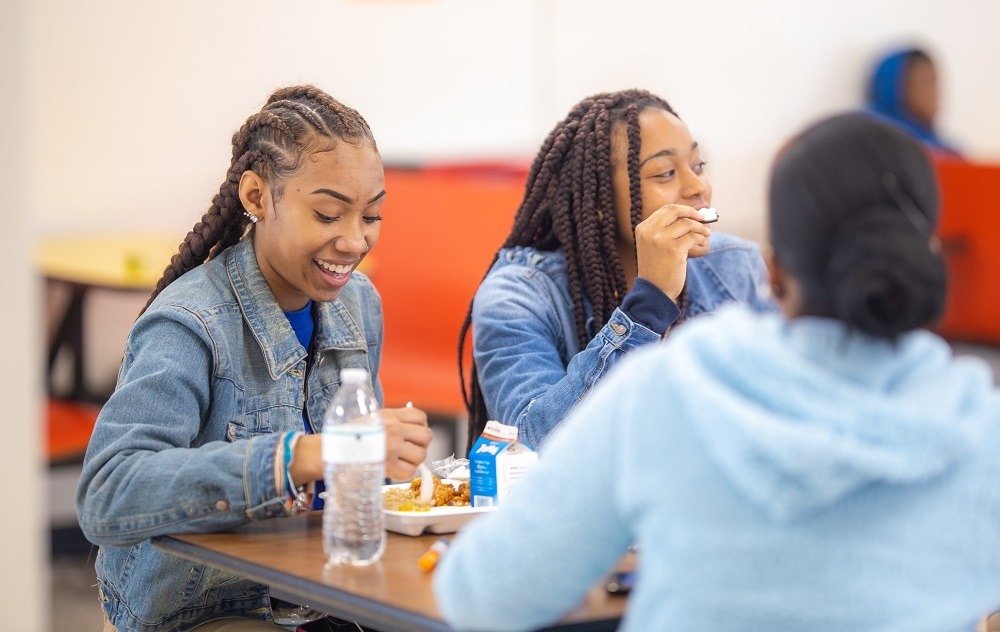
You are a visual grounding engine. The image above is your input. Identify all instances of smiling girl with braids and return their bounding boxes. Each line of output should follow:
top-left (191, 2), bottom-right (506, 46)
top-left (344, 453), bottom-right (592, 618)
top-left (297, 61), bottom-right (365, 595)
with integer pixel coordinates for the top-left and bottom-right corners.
top-left (76, 85), bottom-right (431, 632)
top-left (461, 89), bottom-right (774, 450)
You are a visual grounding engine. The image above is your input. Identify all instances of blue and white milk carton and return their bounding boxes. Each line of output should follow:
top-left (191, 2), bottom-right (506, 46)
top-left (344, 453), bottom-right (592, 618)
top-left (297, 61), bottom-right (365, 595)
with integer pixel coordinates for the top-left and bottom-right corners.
top-left (469, 420), bottom-right (538, 507)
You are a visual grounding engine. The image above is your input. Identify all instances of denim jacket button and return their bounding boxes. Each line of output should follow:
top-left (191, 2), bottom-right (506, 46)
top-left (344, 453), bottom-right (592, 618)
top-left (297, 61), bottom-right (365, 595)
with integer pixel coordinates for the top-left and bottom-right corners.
top-left (215, 499), bottom-right (230, 511)
top-left (610, 323), bottom-right (627, 336)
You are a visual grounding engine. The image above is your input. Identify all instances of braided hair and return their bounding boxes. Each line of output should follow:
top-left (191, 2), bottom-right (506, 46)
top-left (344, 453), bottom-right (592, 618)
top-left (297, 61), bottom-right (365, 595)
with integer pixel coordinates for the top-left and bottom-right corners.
top-left (459, 89), bottom-right (678, 446)
top-left (141, 85), bottom-right (376, 314)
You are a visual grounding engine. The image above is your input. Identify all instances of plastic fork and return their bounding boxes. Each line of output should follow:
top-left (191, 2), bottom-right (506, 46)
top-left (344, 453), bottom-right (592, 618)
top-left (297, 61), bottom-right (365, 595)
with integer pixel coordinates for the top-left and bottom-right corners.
top-left (406, 401), bottom-right (435, 505)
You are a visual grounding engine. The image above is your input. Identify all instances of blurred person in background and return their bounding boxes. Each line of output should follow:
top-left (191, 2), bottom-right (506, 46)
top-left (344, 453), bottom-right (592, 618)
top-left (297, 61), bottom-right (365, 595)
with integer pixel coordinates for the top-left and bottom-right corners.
top-left (460, 89), bottom-right (775, 451)
top-left (436, 113), bottom-right (1000, 631)
top-left (866, 47), bottom-right (962, 157)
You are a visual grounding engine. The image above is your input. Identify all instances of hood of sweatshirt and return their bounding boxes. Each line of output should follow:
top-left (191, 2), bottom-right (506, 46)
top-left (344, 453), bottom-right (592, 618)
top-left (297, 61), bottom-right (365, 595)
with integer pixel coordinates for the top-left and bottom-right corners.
top-left (666, 305), bottom-right (994, 521)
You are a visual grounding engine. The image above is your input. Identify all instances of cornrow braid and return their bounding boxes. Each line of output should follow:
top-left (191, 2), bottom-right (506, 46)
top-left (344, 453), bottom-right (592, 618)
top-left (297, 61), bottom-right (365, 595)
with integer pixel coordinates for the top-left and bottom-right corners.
top-left (141, 85), bottom-right (376, 314)
top-left (459, 89), bottom-right (678, 449)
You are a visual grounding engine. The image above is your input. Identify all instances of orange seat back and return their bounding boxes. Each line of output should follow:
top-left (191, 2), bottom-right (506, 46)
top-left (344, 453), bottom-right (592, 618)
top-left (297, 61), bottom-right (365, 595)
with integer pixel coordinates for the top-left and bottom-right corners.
top-left (47, 398), bottom-right (100, 463)
top-left (935, 158), bottom-right (1000, 343)
top-left (372, 167), bottom-right (527, 415)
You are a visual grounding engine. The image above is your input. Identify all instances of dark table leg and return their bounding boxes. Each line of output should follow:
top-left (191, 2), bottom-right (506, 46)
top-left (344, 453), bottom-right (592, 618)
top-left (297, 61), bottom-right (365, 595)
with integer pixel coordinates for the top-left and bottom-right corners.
top-left (46, 281), bottom-right (108, 404)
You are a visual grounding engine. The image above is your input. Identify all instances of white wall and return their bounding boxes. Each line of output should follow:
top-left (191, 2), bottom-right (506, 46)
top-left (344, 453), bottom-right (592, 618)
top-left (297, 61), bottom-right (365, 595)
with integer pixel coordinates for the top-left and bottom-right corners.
top-left (3, 0), bottom-right (46, 628)
top-left (24, 0), bottom-right (1000, 244)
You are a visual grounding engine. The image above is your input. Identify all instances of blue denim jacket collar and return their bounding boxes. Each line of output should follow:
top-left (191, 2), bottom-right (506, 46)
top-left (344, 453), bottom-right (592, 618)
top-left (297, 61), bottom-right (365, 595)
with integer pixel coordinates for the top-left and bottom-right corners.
top-left (227, 239), bottom-right (368, 380)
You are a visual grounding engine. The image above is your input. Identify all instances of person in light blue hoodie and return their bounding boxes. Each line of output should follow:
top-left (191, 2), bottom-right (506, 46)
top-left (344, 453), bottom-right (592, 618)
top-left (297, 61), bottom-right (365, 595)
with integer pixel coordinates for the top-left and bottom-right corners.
top-left (460, 90), bottom-right (774, 451)
top-left (435, 113), bottom-right (1000, 632)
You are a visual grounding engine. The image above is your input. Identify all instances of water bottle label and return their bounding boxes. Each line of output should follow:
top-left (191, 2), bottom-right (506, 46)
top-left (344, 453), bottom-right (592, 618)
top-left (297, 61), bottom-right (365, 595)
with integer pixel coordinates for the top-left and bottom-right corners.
top-left (323, 425), bottom-right (386, 464)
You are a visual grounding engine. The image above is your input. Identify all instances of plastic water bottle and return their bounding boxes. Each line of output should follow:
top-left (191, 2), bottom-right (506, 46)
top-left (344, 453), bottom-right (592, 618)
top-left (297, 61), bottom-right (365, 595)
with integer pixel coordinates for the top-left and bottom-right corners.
top-left (322, 368), bottom-right (386, 566)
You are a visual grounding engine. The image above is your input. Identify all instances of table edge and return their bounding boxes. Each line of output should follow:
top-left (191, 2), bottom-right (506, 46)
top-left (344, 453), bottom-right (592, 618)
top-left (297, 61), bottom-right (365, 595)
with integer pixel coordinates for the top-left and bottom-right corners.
top-left (151, 534), bottom-right (623, 632)
top-left (152, 535), bottom-right (453, 632)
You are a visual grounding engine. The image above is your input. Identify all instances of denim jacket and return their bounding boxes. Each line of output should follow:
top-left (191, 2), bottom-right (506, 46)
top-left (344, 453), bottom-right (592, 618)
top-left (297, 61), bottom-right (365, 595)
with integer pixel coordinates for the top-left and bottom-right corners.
top-left (471, 232), bottom-right (774, 449)
top-left (75, 239), bottom-right (383, 632)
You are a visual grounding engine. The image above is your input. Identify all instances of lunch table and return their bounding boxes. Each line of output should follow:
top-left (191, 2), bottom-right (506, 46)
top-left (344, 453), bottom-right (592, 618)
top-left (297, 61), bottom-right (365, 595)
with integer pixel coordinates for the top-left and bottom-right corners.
top-left (152, 511), bottom-right (626, 632)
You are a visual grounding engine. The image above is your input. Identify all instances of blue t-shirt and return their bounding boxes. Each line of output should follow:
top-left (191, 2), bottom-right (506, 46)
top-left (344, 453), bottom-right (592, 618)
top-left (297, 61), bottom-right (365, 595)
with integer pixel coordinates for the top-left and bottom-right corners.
top-left (284, 300), bottom-right (315, 363)
top-left (283, 301), bottom-right (324, 508)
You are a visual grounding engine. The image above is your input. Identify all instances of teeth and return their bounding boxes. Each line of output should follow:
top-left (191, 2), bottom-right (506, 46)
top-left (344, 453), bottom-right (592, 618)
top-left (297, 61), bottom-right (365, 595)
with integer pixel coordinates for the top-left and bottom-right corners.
top-left (316, 260), bottom-right (353, 275)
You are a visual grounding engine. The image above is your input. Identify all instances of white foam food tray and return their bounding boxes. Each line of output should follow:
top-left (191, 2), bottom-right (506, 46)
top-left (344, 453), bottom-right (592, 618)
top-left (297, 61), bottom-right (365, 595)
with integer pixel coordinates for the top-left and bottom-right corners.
top-left (382, 482), bottom-right (494, 536)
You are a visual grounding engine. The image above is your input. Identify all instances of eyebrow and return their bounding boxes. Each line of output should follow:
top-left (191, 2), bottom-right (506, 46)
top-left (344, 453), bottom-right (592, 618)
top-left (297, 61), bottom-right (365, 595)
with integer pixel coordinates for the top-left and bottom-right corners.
top-left (638, 142), bottom-right (699, 169)
top-left (311, 188), bottom-right (387, 205)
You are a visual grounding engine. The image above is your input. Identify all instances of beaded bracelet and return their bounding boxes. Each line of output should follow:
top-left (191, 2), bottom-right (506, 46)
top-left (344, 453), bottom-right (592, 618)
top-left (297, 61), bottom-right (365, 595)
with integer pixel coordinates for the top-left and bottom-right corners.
top-left (282, 431), bottom-right (311, 514)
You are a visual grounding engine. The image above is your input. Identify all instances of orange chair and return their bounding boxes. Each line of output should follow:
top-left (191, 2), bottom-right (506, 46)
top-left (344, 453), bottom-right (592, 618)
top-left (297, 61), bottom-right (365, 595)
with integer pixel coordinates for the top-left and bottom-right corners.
top-left (934, 159), bottom-right (1000, 343)
top-left (47, 398), bottom-right (100, 464)
top-left (373, 166), bottom-right (527, 417)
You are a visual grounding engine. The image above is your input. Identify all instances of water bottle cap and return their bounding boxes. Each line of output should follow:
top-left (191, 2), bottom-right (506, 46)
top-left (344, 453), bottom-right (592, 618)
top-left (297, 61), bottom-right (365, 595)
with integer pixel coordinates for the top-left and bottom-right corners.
top-left (340, 368), bottom-right (369, 384)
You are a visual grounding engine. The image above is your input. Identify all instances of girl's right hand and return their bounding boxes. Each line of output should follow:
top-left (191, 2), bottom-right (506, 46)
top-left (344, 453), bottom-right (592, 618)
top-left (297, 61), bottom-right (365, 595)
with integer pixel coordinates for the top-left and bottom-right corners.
top-left (634, 204), bottom-right (712, 302)
top-left (382, 405), bottom-right (433, 480)
top-left (288, 405), bottom-right (433, 486)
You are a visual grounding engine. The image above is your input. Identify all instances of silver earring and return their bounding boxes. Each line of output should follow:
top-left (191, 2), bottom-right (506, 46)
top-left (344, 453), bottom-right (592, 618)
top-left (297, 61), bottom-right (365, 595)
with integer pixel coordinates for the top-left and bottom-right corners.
top-left (244, 210), bottom-right (258, 224)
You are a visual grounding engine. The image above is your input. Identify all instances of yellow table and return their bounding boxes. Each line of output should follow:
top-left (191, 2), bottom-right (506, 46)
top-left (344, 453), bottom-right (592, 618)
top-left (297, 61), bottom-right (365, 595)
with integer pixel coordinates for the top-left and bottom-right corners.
top-left (37, 233), bottom-right (182, 402)
top-left (36, 233), bottom-right (182, 290)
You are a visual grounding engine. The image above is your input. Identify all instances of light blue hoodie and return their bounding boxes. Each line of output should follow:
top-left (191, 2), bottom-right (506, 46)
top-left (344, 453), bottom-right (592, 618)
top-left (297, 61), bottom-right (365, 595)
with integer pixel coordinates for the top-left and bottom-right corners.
top-left (434, 305), bottom-right (1000, 631)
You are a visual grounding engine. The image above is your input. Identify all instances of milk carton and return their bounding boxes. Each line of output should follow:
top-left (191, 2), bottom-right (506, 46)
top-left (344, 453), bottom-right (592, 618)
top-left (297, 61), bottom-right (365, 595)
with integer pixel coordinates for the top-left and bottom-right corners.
top-left (469, 421), bottom-right (538, 507)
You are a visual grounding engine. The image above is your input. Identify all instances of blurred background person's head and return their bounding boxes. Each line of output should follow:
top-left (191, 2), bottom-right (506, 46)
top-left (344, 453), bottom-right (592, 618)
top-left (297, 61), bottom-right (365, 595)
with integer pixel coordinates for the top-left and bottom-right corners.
top-left (865, 47), bottom-right (960, 156)
top-left (768, 112), bottom-right (947, 337)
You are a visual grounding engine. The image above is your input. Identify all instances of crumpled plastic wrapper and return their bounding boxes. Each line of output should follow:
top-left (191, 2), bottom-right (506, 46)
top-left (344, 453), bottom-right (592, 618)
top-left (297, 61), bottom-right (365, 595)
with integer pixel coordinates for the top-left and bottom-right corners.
top-left (432, 454), bottom-right (470, 481)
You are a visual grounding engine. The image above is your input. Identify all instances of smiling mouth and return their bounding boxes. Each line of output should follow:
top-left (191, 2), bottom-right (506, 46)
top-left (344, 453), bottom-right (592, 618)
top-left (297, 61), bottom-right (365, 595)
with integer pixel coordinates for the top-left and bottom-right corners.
top-left (315, 260), bottom-right (356, 275)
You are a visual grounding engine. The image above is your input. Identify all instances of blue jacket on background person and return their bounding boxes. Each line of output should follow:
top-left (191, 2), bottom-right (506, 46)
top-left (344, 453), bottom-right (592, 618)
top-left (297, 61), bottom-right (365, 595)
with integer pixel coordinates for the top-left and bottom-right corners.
top-left (75, 239), bottom-right (383, 632)
top-left (472, 232), bottom-right (774, 449)
top-left (865, 48), bottom-right (961, 157)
